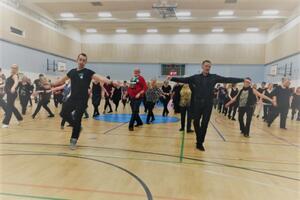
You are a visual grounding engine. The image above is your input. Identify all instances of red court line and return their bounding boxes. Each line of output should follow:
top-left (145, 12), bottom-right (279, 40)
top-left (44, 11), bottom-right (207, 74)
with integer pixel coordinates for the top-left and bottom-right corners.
top-left (1, 181), bottom-right (191, 200)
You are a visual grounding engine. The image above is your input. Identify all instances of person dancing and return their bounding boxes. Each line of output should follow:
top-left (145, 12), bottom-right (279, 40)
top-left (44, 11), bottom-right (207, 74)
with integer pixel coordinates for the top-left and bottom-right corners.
top-left (168, 60), bottom-right (244, 151)
top-left (51, 53), bottom-right (117, 150)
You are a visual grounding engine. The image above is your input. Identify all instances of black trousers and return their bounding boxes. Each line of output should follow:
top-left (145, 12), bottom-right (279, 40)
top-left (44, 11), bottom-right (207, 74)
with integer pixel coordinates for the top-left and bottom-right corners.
top-left (129, 98), bottom-right (143, 128)
top-left (161, 97), bottom-right (170, 116)
top-left (180, 106), bottom-right (192, 130)
top-left (2, 93), bottom-right (23, 125)
top-left (54, 94), bottom-right (63, 108)
top-left (268, 106), bottom-right (289, 128)
top-left (193, 104), bottom-right (213, 145)
top-left (238, 106), bottom-right (254, 135)
top-left (263, 104), bottom-right (272, 120)
top-left (0, 97), bottom-right (7, 113)
top-left (291, 106), bottom-right (300, 120)
top-left (218, 99), bottom-right (225, 113)
top-left (228, 103), bottom-right (238, 119)
top-left (146, 102), bottom-right (155, 123)
top-left (113, 100), bottom-right (120, 111)
top-left (104, 96), bottom-right (112, 112)
top-left (19, 95), bottom-right (30, 115)
top-left (32, 99), bottom-right (53, 117)
top-left (173, 99), bottom-right (181, 114)
top-left (60, 98), bottom-right (87, 139)
top-left (92, 96), bottom-right (101, 116)
top-left (122, 98), bottom-right (127, 108)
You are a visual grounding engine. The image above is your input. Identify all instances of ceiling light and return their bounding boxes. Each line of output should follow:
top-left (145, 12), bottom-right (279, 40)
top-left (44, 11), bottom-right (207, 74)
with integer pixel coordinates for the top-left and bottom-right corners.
top-left (86, 28), bottom-right (97, 33)
top-left (246, 27), bottom-right (259, 32)
top-left (262, 10), bottom-right (279, 15)
top-left (212, 28), bottom-right (224, 33)
top-left (178, 28), bottom-right (191, 33)
top-left (218, 10), bottom-right (234, 16)
top-left (98, 12), bottom-right (112, 17)
top-left (147, 29), bottom-right (158, 33)
top-left (116, 29), bottom-right (127, 33)
top-left (137, 12), bottom-right (151, 18)
top-left (176, 11), bottom-right (191, 17)
top-left (60, 12), bottom-right (74, 18)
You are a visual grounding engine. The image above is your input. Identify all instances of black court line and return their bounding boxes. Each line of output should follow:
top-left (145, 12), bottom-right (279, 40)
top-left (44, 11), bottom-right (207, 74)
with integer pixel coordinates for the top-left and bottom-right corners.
top-left (0, 153), bottom-right (153, 200)
top-left (264, 130), bottom-right (300, 149)
top-left (1, 142), bottom-right (299, 181)
top-left (210, 121), bottom-right (226, 141)
top-left (3, 148), bottom-right (300, 174)
top-left (103, 122), bottom-right (128, 134)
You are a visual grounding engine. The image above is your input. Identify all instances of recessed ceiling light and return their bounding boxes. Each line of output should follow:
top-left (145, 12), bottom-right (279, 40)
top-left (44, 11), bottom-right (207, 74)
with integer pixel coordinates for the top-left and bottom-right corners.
top-left (176, 11), bottom-right (191, 17)
top-left (137, 12), bottom-right (151, 18)
top-left (147, 29), bottom-right (158, 33)
top-left (60, 12), bottom-right (74, 18)
top-left (86, 28), bottom-right (97, 33)
top-left (246, 27), bottom-right (259, 32)
top-left (218, 10), bottom-right (234, 16)
top-left (98, 12), bottom-right (112, 17)
top-left (116, 29), bottom-right (127, 33)
top-left (178, 28), bottom-right (191, 33)
top-left (212, 28), bottom-right (224, 33)
top-left (262, 10), bottom-right (279, 15)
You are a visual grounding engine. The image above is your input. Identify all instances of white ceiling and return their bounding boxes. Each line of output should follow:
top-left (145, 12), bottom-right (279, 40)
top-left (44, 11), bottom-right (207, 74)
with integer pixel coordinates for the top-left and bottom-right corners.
top-left (21, 0), bottom-right (300, 33)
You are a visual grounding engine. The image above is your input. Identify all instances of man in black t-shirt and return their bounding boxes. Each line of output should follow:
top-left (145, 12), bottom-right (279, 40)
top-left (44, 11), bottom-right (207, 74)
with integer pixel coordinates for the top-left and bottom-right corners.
top-left (267, 78), bottom-right (292, 129)
top-left (52, 53), bottom-right (118, 150)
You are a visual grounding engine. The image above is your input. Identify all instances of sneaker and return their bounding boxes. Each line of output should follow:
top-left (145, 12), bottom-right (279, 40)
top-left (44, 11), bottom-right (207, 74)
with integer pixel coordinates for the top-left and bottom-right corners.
top-left (2, 124), bottom-right (9, 128)
top-left (69, 138), bottom-right (77, 150)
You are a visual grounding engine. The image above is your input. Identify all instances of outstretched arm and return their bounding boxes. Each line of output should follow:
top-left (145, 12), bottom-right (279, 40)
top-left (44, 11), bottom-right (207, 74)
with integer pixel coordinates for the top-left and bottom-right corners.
top-left (167, 75), bottom-right (192, 84)
top-left (92, 74), bottom-right (120, 88)
top-left (225, 96), bottom-right (238, 108)
top-left (253, 88), bottom-right (275, 105)
top-left (52, 76), bottom-right (69, 87)
top-left (216, 75), bottom-right (244, 84)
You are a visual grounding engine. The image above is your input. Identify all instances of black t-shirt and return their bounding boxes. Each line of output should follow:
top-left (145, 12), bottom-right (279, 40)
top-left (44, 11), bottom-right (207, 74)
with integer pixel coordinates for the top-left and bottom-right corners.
top-left (67, 68), bottom-right (95, 101)
top-left (162, 85), bottom-right (172, 97)
top-left (18, 83), bottom-right (31, 97)
top-left (271, 86), bottom-right (291, 108)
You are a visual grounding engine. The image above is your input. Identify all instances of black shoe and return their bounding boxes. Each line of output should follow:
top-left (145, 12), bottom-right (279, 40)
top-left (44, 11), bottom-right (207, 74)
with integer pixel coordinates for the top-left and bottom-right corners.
top-left (48, 114), bottom-right (55, 118)
top-left (108, 110), bottom-right (113, 113)
top-left (267, 123), bottom-right (271, 127)
top-left (228, 115), bottom-right (231, 119)
top-left (32, 115), bottom-right (36, 119)
top-left (187, 129), bottom-right (194, 133)
top-left (146, 121), bottom-right (151, 124)
top-left (244, 133), bottom-right (250, 138)
top-left (196, 144), bottom-right (205, 151)
top-left (231, 118), bottom-right (236, 121)
top-left (129, 127), bottom-right (134, 131)
top-left (256, 115), bottom-right (259, 118)
top-left (179, 128), bottom-right (184, 131)
top-left (135, 123), bottom-right (143, 127)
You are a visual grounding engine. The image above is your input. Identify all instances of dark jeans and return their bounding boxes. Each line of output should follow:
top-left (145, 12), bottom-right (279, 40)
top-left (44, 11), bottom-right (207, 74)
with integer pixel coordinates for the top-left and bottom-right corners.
top-left (268, 106), bottom-right (289, 128)
top-left (146, 102), bottom-right (155, 123)
top-left (238, 106), bottom-right (254, 135)
top-left (60, 98), bottom-right (87, 139)
top-left (32, 99), bottom-right (54, 117)
top-left (20, 95), bottom-right (30, 115)
top-left (2, 93), bottom-right (23, 125)
top-left (228, 103), bottom-right (238, 119)
top-left (129, 98), bottom-right (143, 128)
top-left (104, 96), bottom-right (112, 112)
top-left (180, 106), bottom-right (192, 130)
top-left (122, 99), bottom-right (127, 108)
top-left (193, 104), bottom-right (213, 145)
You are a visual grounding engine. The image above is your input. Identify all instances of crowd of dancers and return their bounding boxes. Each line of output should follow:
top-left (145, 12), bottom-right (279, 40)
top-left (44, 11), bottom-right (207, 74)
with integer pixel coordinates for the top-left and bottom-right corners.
top-left (0, 55), bottom-right (299, 151)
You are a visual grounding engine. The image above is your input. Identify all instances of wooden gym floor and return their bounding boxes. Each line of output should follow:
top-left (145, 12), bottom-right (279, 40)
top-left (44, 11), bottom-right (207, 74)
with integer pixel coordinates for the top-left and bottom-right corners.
top-left (0, 102), bottom-right (299, 200)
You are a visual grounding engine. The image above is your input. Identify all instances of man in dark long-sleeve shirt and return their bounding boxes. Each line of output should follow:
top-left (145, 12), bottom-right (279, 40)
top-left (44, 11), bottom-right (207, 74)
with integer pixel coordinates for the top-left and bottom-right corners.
top-left (168, 60), bottom-right (244, 151)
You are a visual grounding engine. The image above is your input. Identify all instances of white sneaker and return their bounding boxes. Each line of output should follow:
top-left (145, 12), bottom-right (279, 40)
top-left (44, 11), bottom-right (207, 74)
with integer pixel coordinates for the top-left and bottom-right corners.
top-left (2, 124), bottom-right (9, 128)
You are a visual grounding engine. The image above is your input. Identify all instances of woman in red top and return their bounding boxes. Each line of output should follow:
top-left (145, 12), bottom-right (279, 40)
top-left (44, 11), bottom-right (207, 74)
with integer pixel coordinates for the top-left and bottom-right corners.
top-left (127, 68), bottom-right (147, 131)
